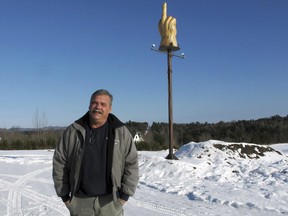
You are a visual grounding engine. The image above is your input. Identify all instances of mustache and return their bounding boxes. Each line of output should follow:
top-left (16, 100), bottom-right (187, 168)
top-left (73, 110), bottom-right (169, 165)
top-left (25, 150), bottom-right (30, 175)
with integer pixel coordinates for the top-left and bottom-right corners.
top-left (91, 109), bottom-right (103, 114)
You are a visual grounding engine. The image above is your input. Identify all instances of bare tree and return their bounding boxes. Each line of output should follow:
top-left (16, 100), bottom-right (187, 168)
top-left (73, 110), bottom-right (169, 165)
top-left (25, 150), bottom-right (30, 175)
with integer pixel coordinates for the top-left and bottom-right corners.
top-left (33, 109), bottom-right (48, 140)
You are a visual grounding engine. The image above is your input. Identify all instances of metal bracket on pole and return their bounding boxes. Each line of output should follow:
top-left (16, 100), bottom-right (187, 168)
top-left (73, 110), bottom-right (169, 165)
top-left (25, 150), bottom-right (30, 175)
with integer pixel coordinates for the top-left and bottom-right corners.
top-left (151, 44), bottom-right (185, 59)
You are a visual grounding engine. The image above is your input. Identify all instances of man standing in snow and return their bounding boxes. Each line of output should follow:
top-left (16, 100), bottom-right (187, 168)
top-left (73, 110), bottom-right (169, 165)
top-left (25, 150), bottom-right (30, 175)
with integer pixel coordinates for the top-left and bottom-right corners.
top-left (52, 89), bottom-right (139, 216)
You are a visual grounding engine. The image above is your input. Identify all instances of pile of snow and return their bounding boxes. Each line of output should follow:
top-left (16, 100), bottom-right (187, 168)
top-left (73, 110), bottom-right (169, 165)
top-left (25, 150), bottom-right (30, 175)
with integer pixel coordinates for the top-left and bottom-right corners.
top-left (0, 140), bottom-right (287, 215)
top-left (138, 140), bottom-right (288, 215)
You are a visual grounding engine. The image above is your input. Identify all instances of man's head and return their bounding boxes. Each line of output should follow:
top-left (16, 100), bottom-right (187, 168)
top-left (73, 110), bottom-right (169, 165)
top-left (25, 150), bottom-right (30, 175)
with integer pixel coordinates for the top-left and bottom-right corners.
top-left (88, 89), bottom-right (113, 128)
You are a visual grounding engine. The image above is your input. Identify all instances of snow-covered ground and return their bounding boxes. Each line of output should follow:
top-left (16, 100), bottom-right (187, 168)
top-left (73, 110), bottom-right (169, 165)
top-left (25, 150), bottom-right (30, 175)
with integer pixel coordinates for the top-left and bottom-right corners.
top-left (0, 140), bottom-right (287, 216)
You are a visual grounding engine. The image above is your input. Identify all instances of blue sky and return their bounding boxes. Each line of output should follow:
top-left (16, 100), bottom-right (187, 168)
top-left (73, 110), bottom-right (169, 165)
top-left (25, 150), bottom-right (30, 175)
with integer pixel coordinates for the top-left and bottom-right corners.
top-left (0, 0), bottom-right (287, 128)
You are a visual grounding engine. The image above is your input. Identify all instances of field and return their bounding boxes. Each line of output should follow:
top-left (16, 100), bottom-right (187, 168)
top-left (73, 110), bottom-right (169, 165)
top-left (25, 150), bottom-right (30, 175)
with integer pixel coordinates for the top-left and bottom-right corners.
top-left (0, 140), bottom-right (287, 216)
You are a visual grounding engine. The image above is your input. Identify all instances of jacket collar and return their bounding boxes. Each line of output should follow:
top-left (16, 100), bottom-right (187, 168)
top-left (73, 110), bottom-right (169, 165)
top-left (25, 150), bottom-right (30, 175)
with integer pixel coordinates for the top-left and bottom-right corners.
top-left (75, 112), bottom-right (124, 129)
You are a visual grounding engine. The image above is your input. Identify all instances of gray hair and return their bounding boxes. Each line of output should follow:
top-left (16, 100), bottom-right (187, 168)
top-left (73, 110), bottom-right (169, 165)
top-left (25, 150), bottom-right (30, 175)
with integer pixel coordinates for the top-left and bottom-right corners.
top-left (90, 89), bottom-right (113, 105)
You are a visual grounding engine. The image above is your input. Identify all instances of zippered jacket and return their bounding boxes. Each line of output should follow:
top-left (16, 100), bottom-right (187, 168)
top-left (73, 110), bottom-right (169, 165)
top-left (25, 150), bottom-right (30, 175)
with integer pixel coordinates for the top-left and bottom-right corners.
top-left (52, 112), bottom-right (139, 202)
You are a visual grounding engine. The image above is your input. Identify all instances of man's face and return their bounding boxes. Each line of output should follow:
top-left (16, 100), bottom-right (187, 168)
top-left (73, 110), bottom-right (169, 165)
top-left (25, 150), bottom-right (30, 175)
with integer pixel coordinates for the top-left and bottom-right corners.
top-left (89, 94), bottom-right (112, 126)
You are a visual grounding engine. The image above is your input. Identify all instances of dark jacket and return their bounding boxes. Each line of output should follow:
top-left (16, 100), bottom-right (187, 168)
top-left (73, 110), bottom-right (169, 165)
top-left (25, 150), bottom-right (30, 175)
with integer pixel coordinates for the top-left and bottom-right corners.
top-left (52, 112), bottom-right (139, 202)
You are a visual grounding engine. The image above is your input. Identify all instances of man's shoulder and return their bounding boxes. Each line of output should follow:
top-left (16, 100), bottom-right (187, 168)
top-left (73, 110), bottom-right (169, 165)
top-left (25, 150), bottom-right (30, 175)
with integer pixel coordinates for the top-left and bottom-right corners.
top-left (62, 121), bottom-right (85, 136)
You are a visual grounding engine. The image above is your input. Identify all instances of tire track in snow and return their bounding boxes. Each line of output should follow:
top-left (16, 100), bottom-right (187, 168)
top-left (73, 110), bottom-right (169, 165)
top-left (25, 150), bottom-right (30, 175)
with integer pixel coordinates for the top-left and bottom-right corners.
top-left (7, 184), bottom-right (22, 216)
top-left (133, 183), bottom-right (218, 216)
top-left (2, 166), bottom-right (67, 216)
top-left (17, 185), bottom-right (67, 215)
top-left (129, 197), bottom-right (216, 216)
top-left (0, 178), bottom-right (65, 215)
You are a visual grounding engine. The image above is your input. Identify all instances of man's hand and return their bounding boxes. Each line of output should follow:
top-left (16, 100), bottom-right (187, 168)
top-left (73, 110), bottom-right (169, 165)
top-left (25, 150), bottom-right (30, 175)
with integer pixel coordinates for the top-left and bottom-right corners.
top-left (118, 198), bottom-right (127, 205)
top-left (64, 200), bottom-right (71, 205)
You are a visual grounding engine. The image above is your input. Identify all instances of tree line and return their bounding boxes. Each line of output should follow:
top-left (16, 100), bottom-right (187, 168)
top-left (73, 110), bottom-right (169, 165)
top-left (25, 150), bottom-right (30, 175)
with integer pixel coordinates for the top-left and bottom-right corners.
top-left (127, 115), bottom-right (288, 150)
top-left (0, 115), bottom-right (287, 150)
top-left (0, 127), bottom-right (63, 150)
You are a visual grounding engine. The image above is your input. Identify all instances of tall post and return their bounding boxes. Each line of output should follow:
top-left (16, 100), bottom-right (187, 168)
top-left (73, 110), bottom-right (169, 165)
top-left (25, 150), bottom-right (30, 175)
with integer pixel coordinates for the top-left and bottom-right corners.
top-left (153, 2), bottom-right (183, 160)
top-left (166, 50), bottom-right (178, 159)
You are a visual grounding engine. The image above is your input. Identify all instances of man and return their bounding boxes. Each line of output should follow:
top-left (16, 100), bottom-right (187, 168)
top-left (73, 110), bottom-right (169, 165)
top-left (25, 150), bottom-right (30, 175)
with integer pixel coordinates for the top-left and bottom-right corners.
top-left (53, 89), bottom-right (139, 216)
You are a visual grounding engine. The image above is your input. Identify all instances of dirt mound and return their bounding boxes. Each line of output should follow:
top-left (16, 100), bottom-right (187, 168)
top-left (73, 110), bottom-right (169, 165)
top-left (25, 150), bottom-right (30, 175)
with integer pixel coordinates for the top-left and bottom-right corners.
top-left (214, 143), bottom-right (282, 159)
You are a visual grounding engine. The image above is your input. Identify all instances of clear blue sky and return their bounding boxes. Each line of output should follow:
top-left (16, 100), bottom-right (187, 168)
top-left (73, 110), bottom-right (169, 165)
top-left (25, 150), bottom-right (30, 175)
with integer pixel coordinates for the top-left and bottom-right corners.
top-left (0, 0), bottom-right (287, 128)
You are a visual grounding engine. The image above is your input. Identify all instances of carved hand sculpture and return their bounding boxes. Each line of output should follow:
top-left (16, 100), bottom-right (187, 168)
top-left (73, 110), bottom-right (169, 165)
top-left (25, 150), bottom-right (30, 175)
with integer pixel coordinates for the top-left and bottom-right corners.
top-left (158, 2), bottom-right (179, 51)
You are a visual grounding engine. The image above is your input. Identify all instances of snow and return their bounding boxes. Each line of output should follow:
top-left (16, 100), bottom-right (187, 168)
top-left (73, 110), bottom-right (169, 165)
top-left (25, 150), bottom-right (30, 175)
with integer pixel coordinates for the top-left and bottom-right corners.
top-left (0, 140), bottom-right (287, 216)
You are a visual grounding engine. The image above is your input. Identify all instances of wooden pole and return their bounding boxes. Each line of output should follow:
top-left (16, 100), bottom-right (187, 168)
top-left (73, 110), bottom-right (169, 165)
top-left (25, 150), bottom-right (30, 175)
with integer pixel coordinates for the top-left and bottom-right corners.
top-left (166, 50), bottom-right (178, 160)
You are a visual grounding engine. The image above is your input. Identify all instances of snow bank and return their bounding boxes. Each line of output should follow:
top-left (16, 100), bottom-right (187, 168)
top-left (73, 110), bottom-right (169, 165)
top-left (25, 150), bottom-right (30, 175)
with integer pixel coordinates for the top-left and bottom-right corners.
top-left (139, 140), bottom-right (288, 214)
